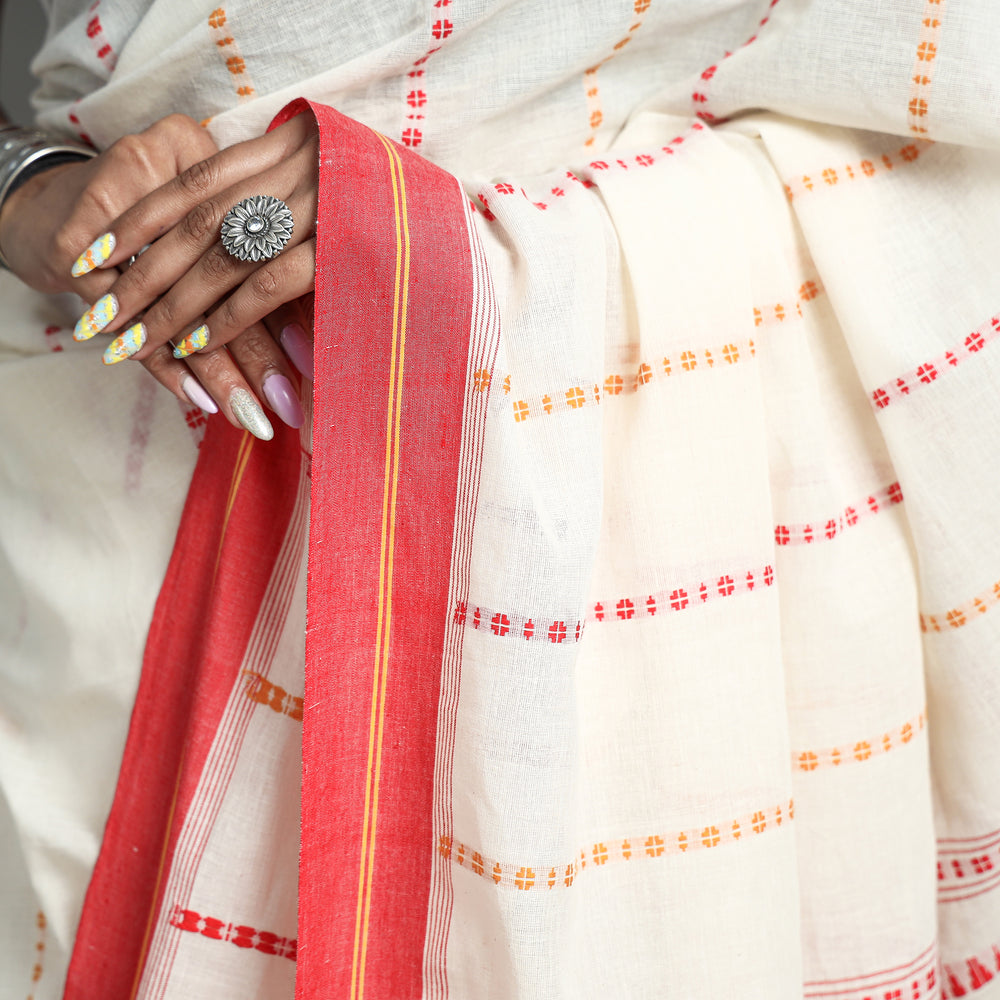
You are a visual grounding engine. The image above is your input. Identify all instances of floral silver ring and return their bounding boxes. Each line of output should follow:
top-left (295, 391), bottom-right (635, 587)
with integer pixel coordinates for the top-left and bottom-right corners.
top-left (220, 195), bottom-right (294, 262)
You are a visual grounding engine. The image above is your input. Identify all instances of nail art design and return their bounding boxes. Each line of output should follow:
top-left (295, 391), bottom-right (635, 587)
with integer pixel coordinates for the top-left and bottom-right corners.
top-left (182, 375), bottom-right (218, 414)
top-left (172, 324), bottom-right (210, 358)
top-left (263, 372), bottom-right (305, 429)
top-left (74, 293), bottom-right (119, 342)
top-left (230, 388), bottom-right (274, 441)
top-left (102, 322), bottom-right (146, 365)
top-left (71, 232), bottom-right (115, 277)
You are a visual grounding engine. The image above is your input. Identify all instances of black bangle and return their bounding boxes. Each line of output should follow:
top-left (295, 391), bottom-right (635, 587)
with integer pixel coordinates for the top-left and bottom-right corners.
top-left (6, 151), bottom-right (91, 199)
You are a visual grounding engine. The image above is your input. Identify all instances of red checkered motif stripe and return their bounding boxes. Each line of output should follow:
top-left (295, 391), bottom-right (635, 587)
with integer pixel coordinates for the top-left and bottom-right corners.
top-left (400, 0), bottom-right (457, 149)
top-left (774, 482), bottom-right (903, 546)
top-left (938, 828), bottom-right (1000, 904)
top-left (168, 905), bottom-right (296, 961)
top-left (453, 564), bottom-right (775, 644)
top-left (473, 124), bottom-right (707, 220)
top-left (84, 1), bottom-right (117, 70)
top-left (43, 324), bottom-right (65, 353)
top-left (592, 564), bottom-right (774, 622)
top-left (804, 942), bottom-right (937, 1000)
top-left (871, 315), bottom-right (1000, 411)
top-left (692, 0), bottom-right (780, 124)
top-left (942, 941), bottom-right (1000, 998)
top-left (439, 799), bottom-right (793, 891)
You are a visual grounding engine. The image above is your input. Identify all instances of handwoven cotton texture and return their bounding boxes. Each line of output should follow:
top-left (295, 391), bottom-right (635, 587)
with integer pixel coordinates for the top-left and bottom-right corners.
top-left (1, 2), bottom-right (999, 998)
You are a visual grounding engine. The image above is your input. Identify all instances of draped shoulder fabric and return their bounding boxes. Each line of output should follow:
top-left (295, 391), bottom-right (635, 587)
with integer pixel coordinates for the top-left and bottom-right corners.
top-left (1, 2), bottom-right (1000, 999)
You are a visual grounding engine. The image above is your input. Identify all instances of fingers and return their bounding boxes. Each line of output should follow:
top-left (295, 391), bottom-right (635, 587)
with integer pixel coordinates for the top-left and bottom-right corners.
top-left (96, 232), bottom-right (316, 366)
top-left (74, 130), bottom-right (318, 351)
top-left (63, 114), bottom-right (218, 278)
top-left (140, 340), bottom-right (276, 442)
top-left (271, 297), bottom-right (315, 382)
top-left (68, 114), bottom-right (317, 277)
top-left (138, 314), bottom-right (308, 440)
top-left (228, 321), bottom-right (305, 430)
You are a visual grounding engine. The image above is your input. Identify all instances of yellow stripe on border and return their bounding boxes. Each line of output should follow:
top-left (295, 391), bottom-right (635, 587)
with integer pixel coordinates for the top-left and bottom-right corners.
top-left (132, 430), bottom-right (253, 994)
top-left (350, 132), bottom-right (412, 1000)
top-left (128, 748), bottom-right (187, 1000)
top-left (212, 432), bottom-right (254, 584)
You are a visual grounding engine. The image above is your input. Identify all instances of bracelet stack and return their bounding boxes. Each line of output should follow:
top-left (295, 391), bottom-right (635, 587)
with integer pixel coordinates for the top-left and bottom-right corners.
top-left (0, 124), bottom-right (96, 271)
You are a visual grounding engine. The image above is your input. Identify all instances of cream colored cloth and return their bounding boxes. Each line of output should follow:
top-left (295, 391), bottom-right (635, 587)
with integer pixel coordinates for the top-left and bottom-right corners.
top-left (3, 1), bottom-right (1000, 997)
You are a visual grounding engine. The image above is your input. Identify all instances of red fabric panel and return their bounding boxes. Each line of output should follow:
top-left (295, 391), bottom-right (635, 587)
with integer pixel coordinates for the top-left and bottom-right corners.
top-left (65, 418), bottom-right (302, 999)
top-left (281, 100), bottom-right (474, 1000)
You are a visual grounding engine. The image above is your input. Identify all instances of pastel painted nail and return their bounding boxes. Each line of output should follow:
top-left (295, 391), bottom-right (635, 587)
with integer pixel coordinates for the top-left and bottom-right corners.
top-left (182, 375), bottom-right (218, 414)
top-left (172, 324), bottom-right (210, 359)
top-left (230, 388), bottom-right (274, 441)
top-left (262, 372), bottom-right (304, 429)
top-left (71, 232), bottom-right (116, 277)
top-left (102, 322), bottom-right (146, 365)
top-left (279, 323), bottom-right (314, 381)
top-left (74, 293), bottom-right (119, 342)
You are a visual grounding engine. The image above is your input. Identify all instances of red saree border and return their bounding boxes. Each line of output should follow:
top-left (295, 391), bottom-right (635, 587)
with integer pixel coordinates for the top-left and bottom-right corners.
top-left (273, 100), bottom-right (476, 999)
top-left (65, 417), bottom-right (303, 999)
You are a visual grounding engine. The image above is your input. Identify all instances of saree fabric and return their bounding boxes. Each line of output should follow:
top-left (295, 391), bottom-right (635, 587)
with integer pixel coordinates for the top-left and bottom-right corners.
top-left (1, 1), bottom-right (1000, 998)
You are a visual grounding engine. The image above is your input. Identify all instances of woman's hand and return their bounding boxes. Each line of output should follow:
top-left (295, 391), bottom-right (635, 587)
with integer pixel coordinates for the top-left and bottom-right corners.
top-left (66, 112), bottom-right (319, 438)
top-left (0, 113), bottom-right (217, 303)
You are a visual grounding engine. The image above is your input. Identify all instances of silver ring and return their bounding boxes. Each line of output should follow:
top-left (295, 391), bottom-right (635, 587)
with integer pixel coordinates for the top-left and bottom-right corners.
top-left (220, 195), bottom-right (294, 262)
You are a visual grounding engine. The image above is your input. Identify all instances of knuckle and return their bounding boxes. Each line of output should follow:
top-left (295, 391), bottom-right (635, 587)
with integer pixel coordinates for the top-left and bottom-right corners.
top-left (201, 246), bottom-right (236, 283)
top-left (118, 256), bottom-right (153, 297)
top-left (193, 347), bottom-right (234, 380)
top-left (162, 112), bottom-right (198, 134)
top-left (249, 264), bottom-right (282, 301)
top-left (79, 183), bottom-right (118, 219)
top-left (229, 322), bottom-right (271, 360)
top-left (52, 226), bottom-right (79, 261)
top-left (182, 199), bottom-right (222, 244)
top-left (177, 157), bottom-right (219, 198)
top-left (109, 133), bottom-right (155, 175)
top-left (140, 347), bottom-right (172, 376)
top-left (151, 293), bottom-right (179, 328)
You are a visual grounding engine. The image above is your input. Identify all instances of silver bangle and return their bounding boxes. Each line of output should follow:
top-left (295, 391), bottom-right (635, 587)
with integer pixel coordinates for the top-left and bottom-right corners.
top-left (0, 126), bottom-right (96, 272)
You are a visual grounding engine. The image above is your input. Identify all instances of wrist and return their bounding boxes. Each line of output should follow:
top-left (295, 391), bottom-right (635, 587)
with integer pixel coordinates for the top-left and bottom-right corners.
top-left (0, 126), bottom-right (96, 271)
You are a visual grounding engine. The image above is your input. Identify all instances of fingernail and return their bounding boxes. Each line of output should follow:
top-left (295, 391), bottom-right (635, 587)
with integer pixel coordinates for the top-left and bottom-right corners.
top-left (182, 375), bottom-right (218, 414)
top-left (102, 322), bottom-right (146, 365)
top-left (71, 232), bottom-right (116, 277)
top-left (262, 372), bottom-right (304, 429)
top-left (279, 323), bottom-right (314, 381)
top-left (230, 387), bottom-right (274, 441)
top-left (173, 324), bottom-right (210, 358)
top-left (74, 293), bottom-right (118, 341)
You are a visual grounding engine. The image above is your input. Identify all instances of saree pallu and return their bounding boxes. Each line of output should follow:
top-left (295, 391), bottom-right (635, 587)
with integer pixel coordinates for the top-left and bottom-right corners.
top-left (57, 96), bottom-right (1000, 998)
top-left (0, 1), bottom-right (999, 997)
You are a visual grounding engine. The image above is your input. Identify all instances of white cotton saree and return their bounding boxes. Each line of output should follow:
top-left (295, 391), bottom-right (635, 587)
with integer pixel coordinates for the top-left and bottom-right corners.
top-left (2, 2), bottom-right (1000, 998)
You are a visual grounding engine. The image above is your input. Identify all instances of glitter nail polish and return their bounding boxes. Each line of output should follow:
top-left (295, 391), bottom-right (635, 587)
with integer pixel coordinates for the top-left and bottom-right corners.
top-left (230, 388), bottom-right (274, 441)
